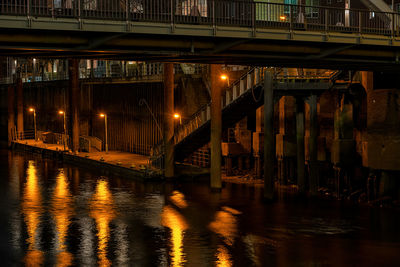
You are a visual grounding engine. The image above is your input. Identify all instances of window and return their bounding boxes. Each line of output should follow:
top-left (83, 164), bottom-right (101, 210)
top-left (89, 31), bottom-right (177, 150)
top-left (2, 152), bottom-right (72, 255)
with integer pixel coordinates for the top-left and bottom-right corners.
top-left (284, 0), bottom-right (298, 16)
top-left (305, 0), bottom-right (319, 18)
top-left (396, 3), bottom-right (400, 14)
top-left (369, 11), bottom-right (375, 19)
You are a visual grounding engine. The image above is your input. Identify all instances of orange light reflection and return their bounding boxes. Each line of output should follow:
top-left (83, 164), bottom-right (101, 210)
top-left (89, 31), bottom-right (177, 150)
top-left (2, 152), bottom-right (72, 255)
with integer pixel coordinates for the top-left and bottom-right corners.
top-left (161, 205), bottom-right (188, 267)
top-left (90, 180), bottom-right (116, 267)
top-left (22, 161), bottom-right (44, 266)
top-left (169, 191), bottom-right (188, 209)
top-left (52, 170), bottom-right (74, 267)
top-left (216, 246), bottom-right (232, 267)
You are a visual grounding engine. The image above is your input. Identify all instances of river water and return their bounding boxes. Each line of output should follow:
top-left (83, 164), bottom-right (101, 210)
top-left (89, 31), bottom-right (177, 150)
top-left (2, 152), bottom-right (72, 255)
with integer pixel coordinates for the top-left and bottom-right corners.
top-left (1, 149), bottom-right (400, 266)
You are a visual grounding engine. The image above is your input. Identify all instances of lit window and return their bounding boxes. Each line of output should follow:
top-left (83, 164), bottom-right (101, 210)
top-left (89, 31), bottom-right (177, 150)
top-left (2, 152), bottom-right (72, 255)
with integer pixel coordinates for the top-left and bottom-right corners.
top-left (369, 11), bottom-right (375, 19)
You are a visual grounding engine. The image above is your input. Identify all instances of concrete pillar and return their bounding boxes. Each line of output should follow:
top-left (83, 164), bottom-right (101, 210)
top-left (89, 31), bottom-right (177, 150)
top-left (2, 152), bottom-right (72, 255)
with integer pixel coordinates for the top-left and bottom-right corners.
top-left (164, 63), bottom-right (175, 178)
top-left (263, 71), bottom-right (274, 199)
top-left (309, 95), bottom-right (318, 195)
top-left (16, 78), bottom-right (23, 138)
top-left (296, 97), bottom-right (306, 193)
top-left (210, 64), bottom-right (222, 190)
top-left (361, 71), bottom-right (373, 93)
top-left (7, 85), bottom-right (15, 146)
top-left (68, 59), bottom-right (80, 153)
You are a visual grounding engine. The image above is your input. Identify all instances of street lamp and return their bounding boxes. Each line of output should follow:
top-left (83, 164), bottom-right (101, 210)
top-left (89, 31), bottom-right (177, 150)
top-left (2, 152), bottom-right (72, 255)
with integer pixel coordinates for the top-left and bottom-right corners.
top-left (100, 113), bottom-right (108, 153)
top-left (59, 110), bottom-right (66, 151)
top-left (220, 74), bottom-right (230, 86)
top-left (29, 108), bottom-right (37, 141)
top-left (174, 113), bottom-right (182, 125)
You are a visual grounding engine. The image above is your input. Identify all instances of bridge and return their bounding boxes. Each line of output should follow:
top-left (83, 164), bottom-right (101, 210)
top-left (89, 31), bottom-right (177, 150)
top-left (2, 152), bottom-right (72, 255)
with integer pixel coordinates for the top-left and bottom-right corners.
top-left (149, 67), bottom-right (351, 162)
top-left (0, 1), bottom-right (400, 70)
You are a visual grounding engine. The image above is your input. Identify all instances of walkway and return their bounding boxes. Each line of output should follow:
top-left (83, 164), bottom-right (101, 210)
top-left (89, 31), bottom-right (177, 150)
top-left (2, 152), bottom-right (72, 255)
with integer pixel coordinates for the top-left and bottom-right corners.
top-left (0, 1), bottom-right (399, 69)
top-left (14, 139), bottom-right (151, 173)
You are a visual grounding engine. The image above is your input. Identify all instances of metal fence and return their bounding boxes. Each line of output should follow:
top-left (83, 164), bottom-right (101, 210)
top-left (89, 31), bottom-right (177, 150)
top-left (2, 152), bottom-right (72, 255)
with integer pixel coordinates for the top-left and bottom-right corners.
top-left (0, 1), bottom-right (398, 37)
top-left (173, 67), bottom-right (339, 146)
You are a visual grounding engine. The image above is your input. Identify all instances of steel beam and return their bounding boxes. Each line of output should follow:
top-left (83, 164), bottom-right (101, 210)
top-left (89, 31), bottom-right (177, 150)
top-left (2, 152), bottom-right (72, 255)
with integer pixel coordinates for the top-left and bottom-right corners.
top-left (263, 71), bottom-right (274, 200)
top-left (69, 59), bottom-right (80, 153)
top-left (164, 63), bottom-right (175, 178)
top-left (16, 78), bottom-right (23, 136)
top-left (210, 64), bottom-right (222, 190)
top-left (7, 84), bottom-right (15, 146)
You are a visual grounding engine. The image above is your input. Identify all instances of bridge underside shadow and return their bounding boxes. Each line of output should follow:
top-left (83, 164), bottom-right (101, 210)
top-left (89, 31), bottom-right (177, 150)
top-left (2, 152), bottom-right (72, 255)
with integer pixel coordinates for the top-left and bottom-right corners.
top-left (0, 23), bottom-right (399, 71)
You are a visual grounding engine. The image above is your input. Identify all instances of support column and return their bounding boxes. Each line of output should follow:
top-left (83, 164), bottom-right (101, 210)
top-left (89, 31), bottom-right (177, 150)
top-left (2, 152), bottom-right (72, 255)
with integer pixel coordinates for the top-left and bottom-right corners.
top-left (296, 97), bottom-right (306, 194)
top-left (263, 71), bottom-right (274, 199)
top-left (309, 95), bottom-right (318, 195)
top-left (210, 64), bottom-right (222, 190)
top-left (7, 85), bottom-right (15, 146)
top-left (16, 78), bottom-right (23, 138)
top-left (164, 63), bottom-right (174, 178)
top-left (68, 59), bottom-right (80, 153)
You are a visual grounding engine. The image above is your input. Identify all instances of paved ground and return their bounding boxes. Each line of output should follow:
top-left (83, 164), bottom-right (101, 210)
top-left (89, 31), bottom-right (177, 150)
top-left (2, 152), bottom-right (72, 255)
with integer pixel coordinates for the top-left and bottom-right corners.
top-left (16, 140), bottom-right (149, 170)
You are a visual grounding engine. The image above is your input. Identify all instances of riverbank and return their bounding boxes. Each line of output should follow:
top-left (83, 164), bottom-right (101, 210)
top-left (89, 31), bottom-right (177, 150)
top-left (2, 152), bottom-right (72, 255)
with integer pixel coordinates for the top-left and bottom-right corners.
top-left (11, 141), bottom-right (162, 182)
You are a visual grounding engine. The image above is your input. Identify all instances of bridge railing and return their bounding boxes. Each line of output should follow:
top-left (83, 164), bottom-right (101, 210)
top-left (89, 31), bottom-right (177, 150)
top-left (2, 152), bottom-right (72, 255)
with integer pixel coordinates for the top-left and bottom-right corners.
top-left (173, 66), bottom-right (340, 145)
top-left (0, 1), bottom-right (398, 37)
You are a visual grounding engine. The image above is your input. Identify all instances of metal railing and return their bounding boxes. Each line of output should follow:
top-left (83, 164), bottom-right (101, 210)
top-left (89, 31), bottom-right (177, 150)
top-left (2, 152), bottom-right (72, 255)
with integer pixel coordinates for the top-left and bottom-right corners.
top-left (173, 67), bottom-right (338, 145)
top-left (150, 66), bottom-right (340, 169)
top-left (183, 145), bottom-right (210, 168)
top-left (37, 130), bottom-right (69, 148)
top-left (14, 130), bottom-right (35, 141)
top-left (0, 62), bottom-right (209, 85)
top-left (0, 1), bottom-right (399, 37)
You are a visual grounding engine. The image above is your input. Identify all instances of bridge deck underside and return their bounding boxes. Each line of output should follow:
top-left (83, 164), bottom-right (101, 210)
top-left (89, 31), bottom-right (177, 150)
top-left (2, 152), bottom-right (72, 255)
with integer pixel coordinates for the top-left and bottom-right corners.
top-left (0, 16), bottom-right (399, 70)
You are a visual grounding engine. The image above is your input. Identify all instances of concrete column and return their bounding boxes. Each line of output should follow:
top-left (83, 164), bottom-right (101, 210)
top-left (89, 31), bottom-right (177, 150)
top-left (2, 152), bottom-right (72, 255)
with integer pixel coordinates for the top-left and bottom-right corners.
top-left (296, 97), bottom-right (306, 193)
top-left (16, 78), bottom-right (23, 137)
top-left (164, 63), bottom-right (175, 178)
top-left (263, 71), bottom-right (274, 199)
top-left (68, 59), bottom-right (80, 153)
top-left (309, 95), bottom-right (318, 195)
top-left (7, 85), bottom-right (15, 146)
top-left (210, 64), bottom-right (222, 190)
top-left (361, 71), bottom-right (373, 93)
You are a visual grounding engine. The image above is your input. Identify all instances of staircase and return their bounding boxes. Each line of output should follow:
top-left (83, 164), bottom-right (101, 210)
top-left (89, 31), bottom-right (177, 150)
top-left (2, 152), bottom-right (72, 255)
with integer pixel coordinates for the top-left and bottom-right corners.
top-left (360, 0), bottom-right (393, 13)
top-left (151, 67), bottom-right (345, 165)
top-left (360, 0), bottom-right (395, 27)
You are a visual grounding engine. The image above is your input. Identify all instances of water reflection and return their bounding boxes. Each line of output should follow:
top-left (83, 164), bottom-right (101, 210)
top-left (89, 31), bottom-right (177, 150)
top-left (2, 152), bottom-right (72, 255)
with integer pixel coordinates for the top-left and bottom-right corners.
top-left (216, 246), bottom-right (232, 267)
top-left (90, 179), bottom-right (116, 267)
top-left (52, 170), bottom-right (74, 267)
top-left (209, 206), bottom-right (241, 267)
top-left (209, 207), bottom-right (241, 246)
top-left (9, 153), bottom-right (22, 252)
top-left (21, 161), bottom-right (44, 266)
top-left (169, 190), bottom-right (188, 209)
top-left (161, 205), bottom-right (188, 267)
top-left (2, 151), bottom-right (400, 266)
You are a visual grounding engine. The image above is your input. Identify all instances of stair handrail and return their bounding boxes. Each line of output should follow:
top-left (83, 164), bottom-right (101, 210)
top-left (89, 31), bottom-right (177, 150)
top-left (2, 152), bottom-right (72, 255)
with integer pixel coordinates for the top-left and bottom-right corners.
top-left (174, 66), bottom-right (264, 144)
top-left (151, 67), bottom-right (348, 164)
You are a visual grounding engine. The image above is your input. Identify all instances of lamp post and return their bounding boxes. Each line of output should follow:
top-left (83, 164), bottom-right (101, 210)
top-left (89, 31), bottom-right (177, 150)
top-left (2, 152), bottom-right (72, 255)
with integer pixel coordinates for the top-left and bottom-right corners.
top-left (174, 113), bottom-right (182, 125)
top-left (221, 74), bottom-right (230, 86)
top-left (100, 113), bottom-right (108, 153)
top-left (32, 58), bottom-right (36, 82)
top-left (29, 108), bottom-right (37, 141)
top-left (59, 110), bottom-right (66, 151)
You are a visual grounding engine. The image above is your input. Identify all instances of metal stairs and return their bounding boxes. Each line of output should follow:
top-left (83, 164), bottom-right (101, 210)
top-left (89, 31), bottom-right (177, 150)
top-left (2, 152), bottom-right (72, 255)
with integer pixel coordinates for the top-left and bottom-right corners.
top-left (151, 67), bottom-right (346, 165)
